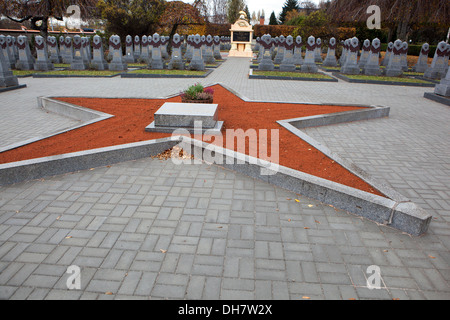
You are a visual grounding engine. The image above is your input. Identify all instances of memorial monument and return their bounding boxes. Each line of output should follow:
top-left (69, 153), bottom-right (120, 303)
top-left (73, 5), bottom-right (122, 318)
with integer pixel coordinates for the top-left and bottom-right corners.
top-left (229, 11), bottom-right (253, 58)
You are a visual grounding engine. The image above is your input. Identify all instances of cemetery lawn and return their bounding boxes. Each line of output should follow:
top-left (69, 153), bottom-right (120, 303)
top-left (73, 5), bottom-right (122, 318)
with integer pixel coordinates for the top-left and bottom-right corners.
top-left (54, 63), bottom-right (70, 68)
top-left (0, 84), bottom-right (383, 197)
top-left (253, 70), bottom-right (333, 79)
top-left (129, 69), bottom-right (207, 76)
top-left (344, 74), bottom-right (432, 84)
top-left (13, 70), bottom-right (42, 77)
top-left (39, 70), bottom-right (121, 77)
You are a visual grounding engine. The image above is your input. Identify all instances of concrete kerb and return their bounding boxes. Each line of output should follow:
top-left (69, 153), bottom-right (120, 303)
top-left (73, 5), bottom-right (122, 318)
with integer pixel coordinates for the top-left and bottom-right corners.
top-left (120, 69), bottom-right (213, 79)
top-left (0, 82), bottom-right (433, 235)
top-left (0, 137), bottom-right (181, 186)
top-left (178, 137), bottom-right (431, 236)
top-left (0, 84), bottom-right (27, 93)
top-left (0, 97), bottom-right (114, 154)
top-left (423, 92), bottom-right (450, 106)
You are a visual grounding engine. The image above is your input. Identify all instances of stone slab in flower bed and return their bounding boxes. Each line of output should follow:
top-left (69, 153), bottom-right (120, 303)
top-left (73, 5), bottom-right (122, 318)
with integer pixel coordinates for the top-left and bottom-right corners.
top-left (250, 70), bottom-right (338, 82)
top-left (332, 72), bottom-right (436, 87)
top-left (423, 92), bottom-right (450, 106)
top-left (121, 69), bottom-right (213, 78)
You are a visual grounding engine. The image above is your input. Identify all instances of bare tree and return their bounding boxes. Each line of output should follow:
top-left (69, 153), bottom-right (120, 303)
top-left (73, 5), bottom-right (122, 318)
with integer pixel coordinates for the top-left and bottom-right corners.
top-left (327, 0), bottom-right (449, 41)
top-left (208, 0), bottom-right (228, 24)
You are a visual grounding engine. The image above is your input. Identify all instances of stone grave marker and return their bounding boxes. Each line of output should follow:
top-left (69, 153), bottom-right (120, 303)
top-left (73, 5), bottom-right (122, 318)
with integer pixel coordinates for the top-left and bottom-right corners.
top-left (15, 35), bottom-right (35, 70)
top-left (358, 39), bottom-right (371, 68)
top-left (424, 41), bottom-right (448, 80)
top-left (339, 39), bottom-right (350, 66)
top-left (124, 35), bottom-right (135, 63)
top-left (213, 36), bottom-right (223, 60)
top-left (400, 41), bottom-right (409, 71)
top-left (70, 35), bottom-right (88, 70)
top-left (47, 36), bottom-right (62, 63)
top-left (413, 43), bottom-right (430, 73)
top-left (293, 36), bottom-right (303, 66)
top-left (340, 37), bottom-right (360, 75)
top-left (204, 35), bottom-right (216, 64)
top-left (314, 37), bottom-right (323, 63)
top-left (0, 35), bottom-right (14, 68)
top-left (363, 38), bottom-right (382, 76)
top-left (188, 34), bottom-right (205, 71)
top-left (140, 35), bottom-right (151, 64)
top-left (301, 35), bottom-right (318, 73)
top-left (108, 35), bottom-right (127, 71)
top-left (184, 35), bottom-right (194, 61)
top-left (382, 42), bottom-right (393, 67)
top-left (151, 33), bottom-right (165, 70)
top-left (6, 36), bottom-right (17, 65)
top-left (63, 37), bottom-right (74, 64)
top-left (323, 37), bottom-right (337, 67)
top-left (385, 39), bottom-right (404, 77)
top-left (434, 65), bottom-right (450, 97)
top-left (258, 34), bottom-right (275, 71)
top-left (91, 35), bottom-right (108, 70)
top-left (168, 33), bottom-right (184, 70)
top-left (134, 35), bottom-right (141, 61)
top-left (34, 35), bottom-right (54, 71)
top-left (280, 35), bottom-right (296, 72)
top-left (274, 35), bottom-right (286, 64)
top-left (161, 36), bottom-right (170, 60)
top-left (0, 43), bottom-right (19, 87)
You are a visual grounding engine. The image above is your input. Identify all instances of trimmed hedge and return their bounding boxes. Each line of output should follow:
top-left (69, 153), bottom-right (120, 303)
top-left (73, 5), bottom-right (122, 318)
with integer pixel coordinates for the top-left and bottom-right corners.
top-left (380, 43), bottom-right (438, 56)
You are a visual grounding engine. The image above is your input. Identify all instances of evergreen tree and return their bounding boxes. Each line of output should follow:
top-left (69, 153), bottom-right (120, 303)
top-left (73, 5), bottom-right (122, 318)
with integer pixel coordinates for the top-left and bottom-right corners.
top-left (279, 0), bottom-right (300, 24)
top-left (227, 0), bottom-right (245, 23)
top-left (269, 11), bottom-right (278, 25)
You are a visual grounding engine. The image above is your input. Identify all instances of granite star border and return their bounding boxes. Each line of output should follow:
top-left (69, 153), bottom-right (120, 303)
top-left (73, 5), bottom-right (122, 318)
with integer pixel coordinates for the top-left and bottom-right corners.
top-left (0, 83), bottom-right (432, 235)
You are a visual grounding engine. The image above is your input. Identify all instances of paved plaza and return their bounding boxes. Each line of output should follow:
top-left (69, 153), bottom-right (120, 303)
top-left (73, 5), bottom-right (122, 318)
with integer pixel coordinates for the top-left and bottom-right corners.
top-left (0, 58), bottom-right (449, 299)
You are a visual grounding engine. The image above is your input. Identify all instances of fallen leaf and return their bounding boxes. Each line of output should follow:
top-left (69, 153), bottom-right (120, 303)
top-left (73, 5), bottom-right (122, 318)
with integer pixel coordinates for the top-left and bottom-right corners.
top-left (160, 249), bottom-right (167, 253)
top-left (65, 236), bottom-right (72, 239)
top-left (429, 255), bottom-right (436, 259)
top-left (349, 298), bottom-right (356, 301)
top-left (286, 198), bottom-right (291, 201)
top-left (295, 199), bottom-right (300, 203)
top-left (304, 227), bottom-right (310, 230)
top-left (302, 296), bottom-right (311, 300)
top-left (56, 216), bottom-right (61, 220)
top-left (105, 292), bottom-right (113, 295)
top-left (308, 205), bottom-right (314, 208)
top-left (288, 219), bottom-right (291, 222)
top-left (315, 220), bottom-right (321, 224)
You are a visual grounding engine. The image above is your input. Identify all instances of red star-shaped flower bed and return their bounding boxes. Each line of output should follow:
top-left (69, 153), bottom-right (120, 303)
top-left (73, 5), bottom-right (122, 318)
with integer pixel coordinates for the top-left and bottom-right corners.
top-left (0, 84), bottom-right (382, 196)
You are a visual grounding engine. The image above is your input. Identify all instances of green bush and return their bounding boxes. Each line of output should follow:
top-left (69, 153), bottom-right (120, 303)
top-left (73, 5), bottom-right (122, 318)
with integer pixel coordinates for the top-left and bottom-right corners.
top-left (380, 43), bottom-right (437, 56)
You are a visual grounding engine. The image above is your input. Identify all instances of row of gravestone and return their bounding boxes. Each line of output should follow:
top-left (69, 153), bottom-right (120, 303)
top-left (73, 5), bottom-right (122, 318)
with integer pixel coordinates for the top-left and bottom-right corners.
top-left (0, 33), bottom-right (229, 72)
top-left (257, 35), bottom-right (328, 73)
top-left (254, 34), bottom-right (450, 79)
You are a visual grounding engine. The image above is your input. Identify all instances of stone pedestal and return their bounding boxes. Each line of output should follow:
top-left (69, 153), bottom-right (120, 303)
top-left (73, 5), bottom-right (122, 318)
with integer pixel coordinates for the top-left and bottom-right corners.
top-left (434, 68), bottom-right (450, 97)
top-left (146, 102), bottom-right (223, 134)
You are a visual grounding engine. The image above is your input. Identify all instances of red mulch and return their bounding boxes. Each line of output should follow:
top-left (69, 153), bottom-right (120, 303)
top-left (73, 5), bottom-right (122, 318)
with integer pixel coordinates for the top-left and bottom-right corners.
top-left (0, 84), bottom-right (383, 197)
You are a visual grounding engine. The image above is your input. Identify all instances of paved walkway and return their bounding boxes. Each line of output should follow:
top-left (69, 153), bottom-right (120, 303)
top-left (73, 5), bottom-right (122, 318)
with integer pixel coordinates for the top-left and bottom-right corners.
top-left (0, 58), bottom-right (449, 299)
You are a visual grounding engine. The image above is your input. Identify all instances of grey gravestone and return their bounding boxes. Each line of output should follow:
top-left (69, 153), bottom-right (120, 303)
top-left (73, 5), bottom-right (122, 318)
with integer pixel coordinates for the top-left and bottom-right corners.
top-left (314, 38), bottom-right (323, 63)
top-left (400, 41), bottom-right (409, 71)
top-left (161, 36), bottom-right (170, 60)
top-left (108, 35), bottom-right (127, 71)
top-left (140, 35), bottom-right (151, 64)
top-left (340, 37), bottom-right (360, 75)
top-left (168, 33), bottom-right (184, 70)
top-left (81, 37), bottom-right (90, 64)
top-left (91, 35), bottom-right (108, 70)
top-left (12, 37), bottom-right (19, 61)
top-left (70, 35), bottom-right (88, 70)
top-left (358, 39), bottom-right (371, 68)
top-left (256, 37), bottom-right (263, 62)
top-left (0, 44), bottom-right (19, 87)
top-left (424, 41), bottom-right (448, 80)
top-left (0, 35), bottom-right (14, 68)
top-left (274, 35), bottom-right (286, 64)
top-left (293, 36), bottom-right (303, 66)
top-left (147, 35), bottom-right (154, 61)
top-left (382, 42), bottom-right (393, 67)
top-left (15, 35), bottom-right (35, 70)
top-left (151, 33), bottom-right (165, 70)
top-left (203, 35), bottom-right (216, 64)
top-left (339, 39), bottom-right (350, 66)
top-left (184, 35), bottom-right (194, 61)
top-left (63, 37), bottom-right (73, 64)
top-left (124, 35), bottom-right (135, 63)
top-left (280, 35), bottom-right (296, 72)
top-left (385, 39), bottom-right (403, 77)
top-left (363, 38), bottom-right (382, 76)
top-left (323, 37), bottom-right (337, 67)
top-left (6, 36), bottom-right (17, 65)
top-left (434, 66), bottom-right (450, 97)
top-left (59, 36), bottom-right (66, 62)
top-left (201, 35), bottom-right (206, 57)
top-left (188, 34), bottom-right (205, 71)
top-left (213, 36), bottom-right (223, 61)
top-left (34, 35), bottom-right (54, 71)
top-left (413, 43), bottom-right (430, 73)
top-left (134, 36), bottom-right (141, 61)
top-left (301, 36), bottom-right (318, 73)
top-left (258, 34), bottom-right (275, 71)
top-left (47, 36), bottom-right (62, 63)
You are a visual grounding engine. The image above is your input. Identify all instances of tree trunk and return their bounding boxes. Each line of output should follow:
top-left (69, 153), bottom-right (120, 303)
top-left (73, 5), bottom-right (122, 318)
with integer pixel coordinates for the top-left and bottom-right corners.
top-left (167, 24), bottom-right (179, 56)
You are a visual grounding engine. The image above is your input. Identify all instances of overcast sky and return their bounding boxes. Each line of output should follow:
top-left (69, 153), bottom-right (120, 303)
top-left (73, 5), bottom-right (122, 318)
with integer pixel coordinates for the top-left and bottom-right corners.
top-left (245, 0), bottom-right (321, 21)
